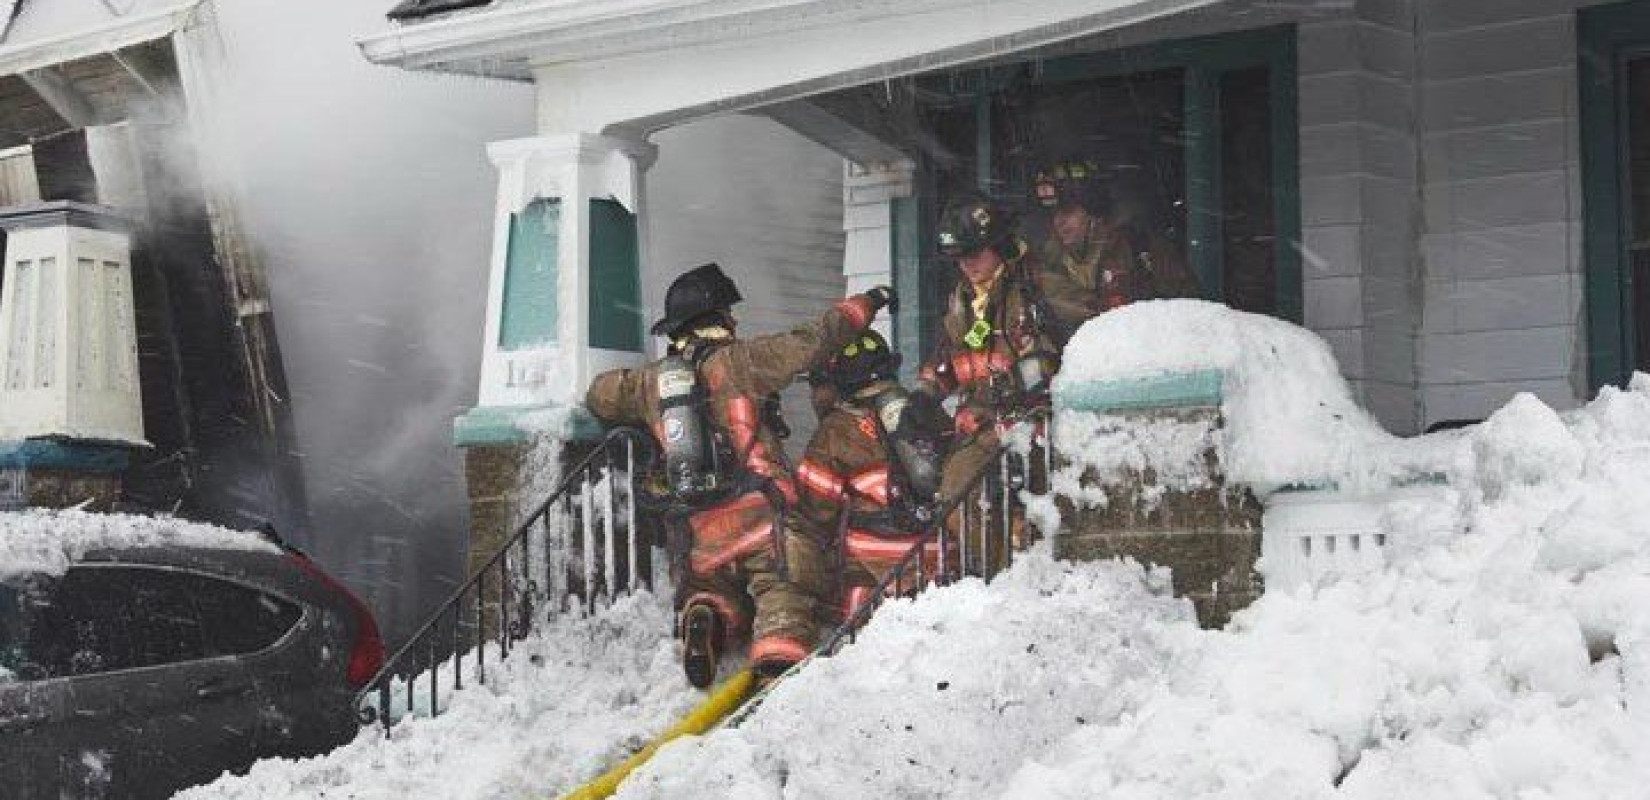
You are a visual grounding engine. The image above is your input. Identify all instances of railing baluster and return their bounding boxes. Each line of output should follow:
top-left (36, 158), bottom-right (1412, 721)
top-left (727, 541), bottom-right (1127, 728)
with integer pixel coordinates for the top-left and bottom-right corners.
top-left (476, 571), bottom-right (487, 685)
top-left (625, 438), bottom-right (640, 594)
top-left (499, 555), bottom-right (512, 656)
top-left (602, 463), bottom-right (617, 599)
top-left (452, 603), bottom-right (463, 692)
top-left (428, 637), bottom-right (438, 717)
top-left (999, 453), bottom-right (1012, 576)
top-left (581, 467), bottom-right (597, 603)
top-left (551, 508), bottom-right (564, 613)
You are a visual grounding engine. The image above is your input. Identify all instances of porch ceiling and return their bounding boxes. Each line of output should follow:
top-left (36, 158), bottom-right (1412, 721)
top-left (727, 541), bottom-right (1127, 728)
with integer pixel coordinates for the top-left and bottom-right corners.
top-left (358, 0), bottom-right (1224, 136)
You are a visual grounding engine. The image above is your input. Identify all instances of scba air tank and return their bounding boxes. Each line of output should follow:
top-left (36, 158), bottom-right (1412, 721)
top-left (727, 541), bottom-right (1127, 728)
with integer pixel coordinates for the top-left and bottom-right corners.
top-left (868, 388), bottom-right (943, 504)
top-left (657, 355), bottom-right (720, 498)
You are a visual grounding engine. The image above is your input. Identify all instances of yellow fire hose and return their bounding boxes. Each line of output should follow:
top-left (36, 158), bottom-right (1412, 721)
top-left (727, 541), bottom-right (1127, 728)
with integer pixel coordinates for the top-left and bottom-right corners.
top-left (557, 669), bottom-right (758, 800)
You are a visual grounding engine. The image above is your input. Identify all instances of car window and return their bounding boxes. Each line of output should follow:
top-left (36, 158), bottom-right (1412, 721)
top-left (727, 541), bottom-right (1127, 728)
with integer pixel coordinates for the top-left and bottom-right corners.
top-left (188, 572), bottom-right (302, 657)
top-left (15, 566), bottom-right (301, 679)
top-left (23, 567), bottom-right (206, 677)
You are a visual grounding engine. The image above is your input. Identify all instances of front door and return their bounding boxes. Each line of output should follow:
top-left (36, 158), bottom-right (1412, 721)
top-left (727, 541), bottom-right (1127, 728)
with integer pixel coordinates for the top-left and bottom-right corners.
top-left (1581, 1), bottom-right (1650, 388)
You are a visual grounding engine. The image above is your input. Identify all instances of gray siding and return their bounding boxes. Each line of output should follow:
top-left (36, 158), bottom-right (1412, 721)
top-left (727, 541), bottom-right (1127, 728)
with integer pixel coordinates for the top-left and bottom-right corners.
top-left (1414, 1), bottom-right (1591, 425)
top-left (645, 114), bottom-right (847, 456)
top-left (1295, 0), bottom-right (1618, 433)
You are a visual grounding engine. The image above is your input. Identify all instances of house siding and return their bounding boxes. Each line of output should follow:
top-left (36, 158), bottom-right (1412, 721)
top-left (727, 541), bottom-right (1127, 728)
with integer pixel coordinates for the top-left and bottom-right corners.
top-left (1414, 1), bottom-right (1596, 425)
top-left (1291, 0), bottom-right (1619, 433)
top-left (645, 113), bottom-right (847, 455)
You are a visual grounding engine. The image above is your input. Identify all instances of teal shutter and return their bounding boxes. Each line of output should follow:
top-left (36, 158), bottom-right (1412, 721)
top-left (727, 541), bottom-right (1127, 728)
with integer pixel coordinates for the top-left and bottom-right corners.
top-left (499, 198), bottom-right (560, 350)
top-left (588, 198), bottom-right (643, 352)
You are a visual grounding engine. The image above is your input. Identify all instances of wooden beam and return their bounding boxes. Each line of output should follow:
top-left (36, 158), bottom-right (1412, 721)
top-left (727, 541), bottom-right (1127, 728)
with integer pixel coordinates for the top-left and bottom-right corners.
top-left (20, 67), bottom-right (101, 128)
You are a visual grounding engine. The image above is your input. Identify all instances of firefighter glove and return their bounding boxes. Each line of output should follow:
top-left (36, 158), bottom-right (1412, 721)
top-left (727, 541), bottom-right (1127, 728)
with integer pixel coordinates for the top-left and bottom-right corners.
top-left (865, 285), bottom-right (899, 314)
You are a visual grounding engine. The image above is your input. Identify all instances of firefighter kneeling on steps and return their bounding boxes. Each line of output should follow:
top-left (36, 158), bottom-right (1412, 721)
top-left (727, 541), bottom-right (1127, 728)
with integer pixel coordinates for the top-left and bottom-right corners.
top-left (919, 197), bottom-right (1058, 575)
top-left (796, 330), bottom-right (953, 623)
top-left (584, 262), bottom-right (894, 688)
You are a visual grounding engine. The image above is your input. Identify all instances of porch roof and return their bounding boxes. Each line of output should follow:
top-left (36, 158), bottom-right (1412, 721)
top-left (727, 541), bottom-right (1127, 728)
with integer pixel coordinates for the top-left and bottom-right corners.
top-left (358, 0), bottom-right (1222, 136)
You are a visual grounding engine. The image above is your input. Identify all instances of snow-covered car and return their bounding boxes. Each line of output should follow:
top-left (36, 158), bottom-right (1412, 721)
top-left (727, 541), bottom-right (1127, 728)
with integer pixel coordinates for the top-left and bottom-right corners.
top-left (0, 513), bottom-right (384, 800)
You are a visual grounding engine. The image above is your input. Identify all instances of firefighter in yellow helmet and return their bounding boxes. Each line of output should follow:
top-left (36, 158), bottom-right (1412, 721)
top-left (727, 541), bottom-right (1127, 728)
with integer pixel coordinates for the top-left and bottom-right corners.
top-left (795, 330), bottom-right (953, 622)
top-left (585, 262), bottom-right (895, 687)
top-left (1031, 159), bottom-right (1202, 346)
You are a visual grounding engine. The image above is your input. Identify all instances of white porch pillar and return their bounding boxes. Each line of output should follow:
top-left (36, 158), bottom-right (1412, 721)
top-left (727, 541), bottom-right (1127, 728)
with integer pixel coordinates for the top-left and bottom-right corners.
top-left (842, 160), bottom-right (915, 342)
top-left (455, 133), bottom-right (657, 446)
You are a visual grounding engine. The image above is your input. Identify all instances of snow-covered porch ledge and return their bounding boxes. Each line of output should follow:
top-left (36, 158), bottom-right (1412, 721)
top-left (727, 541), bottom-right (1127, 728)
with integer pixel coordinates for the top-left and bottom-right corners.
top-left (1047, 301), bottom-right (1458, 627)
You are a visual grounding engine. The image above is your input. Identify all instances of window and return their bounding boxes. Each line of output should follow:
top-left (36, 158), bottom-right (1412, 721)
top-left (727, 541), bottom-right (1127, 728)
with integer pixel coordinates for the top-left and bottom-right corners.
top-left (900, 25), bottom-right (1300, 345)
top-left (12, 566), bottom-right (301, 679)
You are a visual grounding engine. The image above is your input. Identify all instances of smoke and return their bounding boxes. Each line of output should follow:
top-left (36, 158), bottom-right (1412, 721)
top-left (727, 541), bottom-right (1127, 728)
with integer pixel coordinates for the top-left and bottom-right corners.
top-left (201, 0), bottom-right (532, 639)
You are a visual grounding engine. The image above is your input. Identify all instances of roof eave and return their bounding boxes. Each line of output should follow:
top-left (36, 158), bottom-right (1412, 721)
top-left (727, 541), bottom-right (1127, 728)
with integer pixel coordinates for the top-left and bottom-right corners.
top-left (0, 0), bottom-right (202, 78)
top-left (356, 0), bottom-right (836, 80)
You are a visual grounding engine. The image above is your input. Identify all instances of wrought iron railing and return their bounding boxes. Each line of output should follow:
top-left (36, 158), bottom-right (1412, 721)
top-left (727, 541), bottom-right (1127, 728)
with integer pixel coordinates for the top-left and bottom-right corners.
top-left (356, 428), bottom-right (654, 727)
top-left (821, 416), bottom-right (1052, 656)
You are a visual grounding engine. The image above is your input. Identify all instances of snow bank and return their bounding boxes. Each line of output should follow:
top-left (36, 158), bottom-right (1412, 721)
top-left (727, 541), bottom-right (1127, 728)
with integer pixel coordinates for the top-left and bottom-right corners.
top-left (1052, 300), bottom-right (1453, 495)
top-left (0, 509), bottom-right (278, 581)
top-left (178, 591), bottom-right (700, 800)
top-left (610, 377), bottom-right (1650, 799)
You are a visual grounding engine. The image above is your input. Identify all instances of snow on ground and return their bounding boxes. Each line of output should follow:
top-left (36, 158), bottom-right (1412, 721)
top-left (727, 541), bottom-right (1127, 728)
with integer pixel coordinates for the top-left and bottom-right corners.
top-left (0, 509), bottom-right (279, 581)
top-left (613, 375), bottom-right (1650, 799)
top-left (187, 303), bottom-right (1650, 799)
top-left (177, 591), bottom-right (700, 800)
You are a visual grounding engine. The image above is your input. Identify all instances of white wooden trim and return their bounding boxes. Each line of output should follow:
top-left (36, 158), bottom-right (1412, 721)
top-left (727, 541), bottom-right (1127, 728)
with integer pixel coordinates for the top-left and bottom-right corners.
top-left (0, 1), bottom-right (202, 78)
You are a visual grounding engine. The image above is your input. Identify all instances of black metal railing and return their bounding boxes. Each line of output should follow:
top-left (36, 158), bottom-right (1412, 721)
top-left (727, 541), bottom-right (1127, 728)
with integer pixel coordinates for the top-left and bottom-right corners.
top-left (820, 418), bottom-right (1052, 656)
top-left (356, 428), bottom-right (654, 727)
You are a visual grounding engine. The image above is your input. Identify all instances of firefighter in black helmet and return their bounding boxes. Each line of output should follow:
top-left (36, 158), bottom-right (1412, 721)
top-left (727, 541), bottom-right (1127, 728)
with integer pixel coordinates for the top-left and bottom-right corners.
top-left (919, 197), bottom-right (1056, 574)
top-left (795, 330), bottom-right (952, 622)
top-left (586, 262), bottom-right (895, 687)
top-left (1031, 159), bottom-right (1201, 343)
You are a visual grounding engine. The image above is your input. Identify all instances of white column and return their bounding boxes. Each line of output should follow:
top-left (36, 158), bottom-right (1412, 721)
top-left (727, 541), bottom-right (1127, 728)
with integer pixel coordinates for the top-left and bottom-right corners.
top-left (841, 160), bottom-right (914, 340)
top-left (0, 202), bottom-right (145, 446)
top-left (466, 133), bottom-right (656, 436)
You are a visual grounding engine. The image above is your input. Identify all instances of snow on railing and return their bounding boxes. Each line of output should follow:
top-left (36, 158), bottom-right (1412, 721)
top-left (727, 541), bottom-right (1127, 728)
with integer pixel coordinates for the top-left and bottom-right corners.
top-left (357, 428), bottom-right (654, 727)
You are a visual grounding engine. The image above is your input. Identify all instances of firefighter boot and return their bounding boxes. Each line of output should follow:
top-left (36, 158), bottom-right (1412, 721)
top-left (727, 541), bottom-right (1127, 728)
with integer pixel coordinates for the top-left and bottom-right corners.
top-left (680, 604), bottom-right (722, 689)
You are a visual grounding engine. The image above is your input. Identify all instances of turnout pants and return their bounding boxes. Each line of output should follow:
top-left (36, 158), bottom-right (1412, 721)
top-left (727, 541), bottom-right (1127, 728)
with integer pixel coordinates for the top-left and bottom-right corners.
top-left (676, 493), bottom-right (827, 670)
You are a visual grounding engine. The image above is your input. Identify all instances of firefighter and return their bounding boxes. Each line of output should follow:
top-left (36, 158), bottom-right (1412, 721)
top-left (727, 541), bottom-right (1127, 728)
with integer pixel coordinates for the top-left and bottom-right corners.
top-left (1031, 159), bottom-right (1202, 346)
top-left (584, 262), bottom-right (894, 688)
top-left (919, 197), bottom-right (1058, 573)
top-left (795, 330), bottom-right (953, 622)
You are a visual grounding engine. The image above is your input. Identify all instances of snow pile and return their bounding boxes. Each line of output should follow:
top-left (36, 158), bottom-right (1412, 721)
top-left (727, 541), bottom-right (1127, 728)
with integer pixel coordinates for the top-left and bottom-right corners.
top-left (178, 591), bottom-right (700, 800)
top-left (1052, 300), bottom-right (1453, 495)
top-left (0, 509), bottom-right (278, 581)
top-left (616, 555), bottom-right (1197, 800)
top-left (607, 377), bottom-right (1650, 799)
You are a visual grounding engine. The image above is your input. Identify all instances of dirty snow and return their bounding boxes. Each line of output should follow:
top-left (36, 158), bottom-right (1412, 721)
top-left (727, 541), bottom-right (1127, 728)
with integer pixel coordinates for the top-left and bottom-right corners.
top-left (0, 509), bottom-right (278, 581)
top-left (177, 591), bottom-right (699, 800)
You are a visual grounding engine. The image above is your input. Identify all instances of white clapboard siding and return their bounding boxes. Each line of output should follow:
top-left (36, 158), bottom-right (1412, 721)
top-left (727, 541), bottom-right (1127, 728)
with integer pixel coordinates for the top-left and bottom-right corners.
top-left (645, 114), bottom-right (847, 457)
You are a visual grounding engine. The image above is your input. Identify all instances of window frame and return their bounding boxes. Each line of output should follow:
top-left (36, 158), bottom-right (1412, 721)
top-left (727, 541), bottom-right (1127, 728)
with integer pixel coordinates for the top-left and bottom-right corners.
top-left (8, 562), bottom-right (308, 682)
top-left (1579, 0), bottom-right (1650, 390)
top-left (897, 23), bottom-right (1302, 347)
